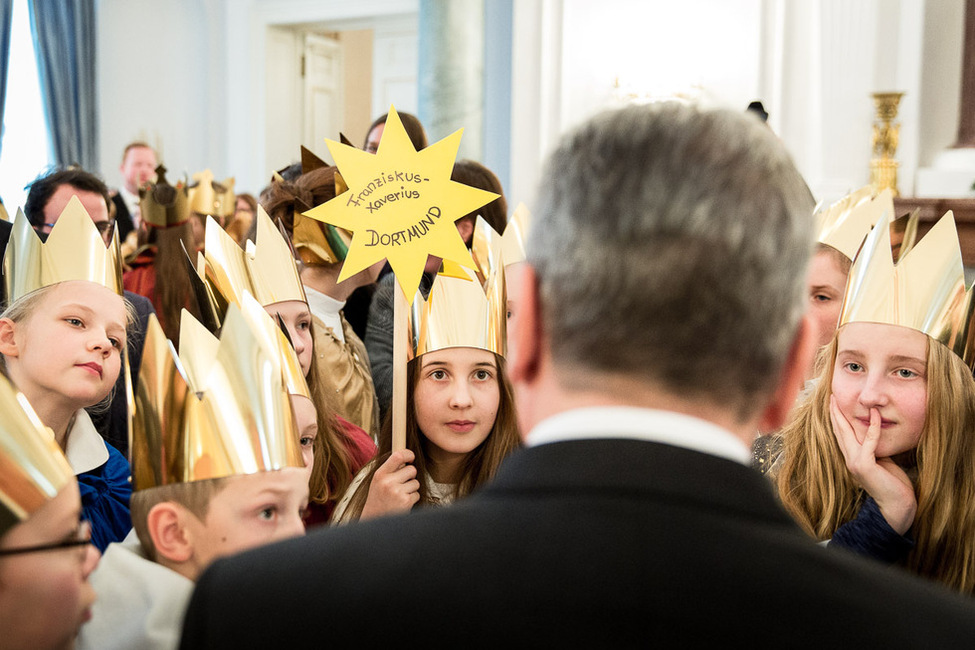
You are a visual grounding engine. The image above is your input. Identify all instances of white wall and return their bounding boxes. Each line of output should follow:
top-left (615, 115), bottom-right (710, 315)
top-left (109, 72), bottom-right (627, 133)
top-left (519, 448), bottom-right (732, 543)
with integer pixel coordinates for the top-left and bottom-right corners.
top-left (97, 0), bottom-right (966, 206)
top-left (97, 0), bottom-right (214, 189)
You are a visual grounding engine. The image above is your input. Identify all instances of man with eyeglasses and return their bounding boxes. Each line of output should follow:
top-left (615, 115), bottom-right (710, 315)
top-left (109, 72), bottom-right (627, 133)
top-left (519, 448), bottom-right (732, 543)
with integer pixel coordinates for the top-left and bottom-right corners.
top-left (24, 167), bottom-right (115, 242)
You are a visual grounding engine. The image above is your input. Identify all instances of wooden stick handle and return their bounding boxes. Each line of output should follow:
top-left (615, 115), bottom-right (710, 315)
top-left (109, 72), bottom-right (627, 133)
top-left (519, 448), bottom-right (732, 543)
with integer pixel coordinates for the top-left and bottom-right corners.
top-left (392, 283), bottom-right (408, 452)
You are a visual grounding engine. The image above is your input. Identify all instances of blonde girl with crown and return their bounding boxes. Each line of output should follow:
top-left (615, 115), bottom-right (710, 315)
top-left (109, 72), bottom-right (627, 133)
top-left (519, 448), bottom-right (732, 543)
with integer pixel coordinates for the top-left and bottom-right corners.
top-left (194, 207), bottom-right (376, 526)
top-left (332, 219), bottom-right (522, 523)
top-left (0, 198), bottom-right (133, 551)
top-left (776, 212), bottom-right (975, 594)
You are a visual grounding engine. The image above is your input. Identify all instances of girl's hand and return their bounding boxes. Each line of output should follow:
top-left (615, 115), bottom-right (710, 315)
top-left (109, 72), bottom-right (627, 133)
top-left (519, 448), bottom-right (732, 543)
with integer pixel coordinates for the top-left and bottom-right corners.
top-left (829, 397), bottom-right (917, 535)
top-left (360, 449), bottom-right (421, 521)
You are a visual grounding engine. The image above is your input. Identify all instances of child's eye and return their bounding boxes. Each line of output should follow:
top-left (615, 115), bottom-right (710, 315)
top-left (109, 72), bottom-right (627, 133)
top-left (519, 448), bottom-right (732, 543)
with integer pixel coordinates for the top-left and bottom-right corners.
top-left (474, 370), bottom-right (493, 381)
top-left (109, 338), bottom-right (122, 350)
top-left (896, 368), bottom-right (918, 379)
top-left (65, 318), bottom-right (83, 327)
top-left (297, 320), bottom-right (310, 331)
top-left (258, 507), bottom-right (277, 521)
top-left (299, 436), bottom-right (314, 448)
top-left (812, 293), bottom-right (831, 303)
top-left (844, 362), bottom-right (863, 373)
top-left (430, 370), bottom-right (446, 380)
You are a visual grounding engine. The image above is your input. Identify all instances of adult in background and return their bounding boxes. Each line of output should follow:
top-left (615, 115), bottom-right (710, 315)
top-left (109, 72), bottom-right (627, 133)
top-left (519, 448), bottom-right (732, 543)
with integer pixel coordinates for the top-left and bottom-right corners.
top-left (22, 168), bottom-right (155, 457)
top-left (111, 142), bottom-right (158, 241)
top-left (180, 103), bottom-right (975, 647)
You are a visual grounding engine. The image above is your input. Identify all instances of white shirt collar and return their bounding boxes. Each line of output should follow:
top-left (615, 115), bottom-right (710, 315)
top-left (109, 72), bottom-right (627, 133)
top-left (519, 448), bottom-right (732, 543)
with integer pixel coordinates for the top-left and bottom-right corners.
top-left (303, 286), bottom-right (345, 319)
top-left (525, 406), bottom-right (751, 465)
top-left (64, 409), bottom-right (110, 474)
top-left (304, 286), bottom-right (346, 343)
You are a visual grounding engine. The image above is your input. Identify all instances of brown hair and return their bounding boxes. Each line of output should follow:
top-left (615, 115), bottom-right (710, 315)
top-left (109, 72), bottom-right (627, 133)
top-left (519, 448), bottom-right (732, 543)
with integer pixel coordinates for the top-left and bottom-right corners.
top-left (130, 477), bottom-right (229, 560)
top-left (304, 329), bottom-right (357, 508)
top-left (342, 352), bottom-right (520, 521)
top-left (364, 112), bottom-right (428, 152)
top-left (121, 142), bottom-right (155, 164)
top-left (451, 159), bottom-right (508, 237)
top-left (134, 222), bottom-right (196, 341)
top-left (777, 329), bottom-right (975, 593)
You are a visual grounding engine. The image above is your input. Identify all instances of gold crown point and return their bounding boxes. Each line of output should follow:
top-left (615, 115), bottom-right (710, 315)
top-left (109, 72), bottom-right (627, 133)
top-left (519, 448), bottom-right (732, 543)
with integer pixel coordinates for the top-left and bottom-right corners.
top-left (0, 373), bottom-right (74, 534)
top-left (131, 306), bottom-right (304, 492)
top-left (816, 186), bottom-right (893, 261)
top-left (840, 210), bottom-right (975, 367)
top-left (201, 208), bottom-right (305, 313)
top-left (5, 196), bottom-right (123, 302)
top-left (140, 165), bottom-right (190, 228)
top-left (502, 202), bottom-right (532, 266)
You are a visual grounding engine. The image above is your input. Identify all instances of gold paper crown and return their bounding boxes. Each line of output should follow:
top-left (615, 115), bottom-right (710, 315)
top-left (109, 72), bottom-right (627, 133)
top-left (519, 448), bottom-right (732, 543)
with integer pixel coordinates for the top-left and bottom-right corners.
top-left (177, 296), bottom-right (310, 401)
top-left (283, 147), bottom-right (352, 265)
top-left (130, 303), bottom-right (304, 492)
top-left (815, 186), bottom-right (894, 261)
top-left (4, 197), bottom-right (123, 302)
top-left (0, 373), bottom-right (74, 535)
top-left (187, 170), bottom-right (236, 218)
top-left (201, 208), bottom-right (306, 309)
top-left (839, 211), bottom-right (975, 367)
top-left (139, 165), bottom-right (190, 228)
top-left (501, 202), bottom-right (532, 266)
top-left (410, 215), bottom-right (506, 358)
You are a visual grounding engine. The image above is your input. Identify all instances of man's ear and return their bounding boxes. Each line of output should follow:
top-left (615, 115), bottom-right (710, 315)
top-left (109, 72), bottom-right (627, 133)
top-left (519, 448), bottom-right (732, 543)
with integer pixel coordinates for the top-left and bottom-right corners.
top-left (147, 503), bottom-right (195, 564)
top-left (506, 263), bottom-right (542, 387)
top-left (0, 318), bottom-right (19, 357)
top-left (758, 314), bottom-right (818, 432)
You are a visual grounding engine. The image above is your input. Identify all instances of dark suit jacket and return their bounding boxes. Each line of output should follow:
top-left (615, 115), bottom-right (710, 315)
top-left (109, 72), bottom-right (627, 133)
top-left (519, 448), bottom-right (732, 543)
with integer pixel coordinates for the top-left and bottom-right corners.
top-left (111, 193), bottom-right (135, 242)
top-left (181, 438), bottom-right (975, 648)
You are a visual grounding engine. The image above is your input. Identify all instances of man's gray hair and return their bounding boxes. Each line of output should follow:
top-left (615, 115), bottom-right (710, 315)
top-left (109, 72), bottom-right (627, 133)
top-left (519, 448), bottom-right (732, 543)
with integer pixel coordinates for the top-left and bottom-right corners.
top-left (527, 102), bottom-right (814, 419)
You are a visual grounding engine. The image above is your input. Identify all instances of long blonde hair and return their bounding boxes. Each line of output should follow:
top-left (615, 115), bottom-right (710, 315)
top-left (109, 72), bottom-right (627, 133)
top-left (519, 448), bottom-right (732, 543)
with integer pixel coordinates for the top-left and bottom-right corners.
top-left (777, 328), bottom-right (975, 593)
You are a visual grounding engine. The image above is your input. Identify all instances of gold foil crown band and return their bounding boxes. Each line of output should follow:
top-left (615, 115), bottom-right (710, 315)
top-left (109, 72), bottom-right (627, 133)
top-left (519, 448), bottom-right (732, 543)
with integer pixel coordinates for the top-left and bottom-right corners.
top-left (816, 186), bottom-right (894, 261)
top-left (839, 211), bottom-right (975, 368)
top-left (0, 373), bottom-right (74, 536)
top-left (410, 216), bottom-right (507, 358)
top-left (187, 169), bottom-right (235, 218)
top-left (140, 165), bottom-right (190, 228)
top-left (4, 197), bottom-right (123, 302)
top-left (200, 208), bottom-right (306, 310)
top-left (130, 298), bottom-right (304, 492)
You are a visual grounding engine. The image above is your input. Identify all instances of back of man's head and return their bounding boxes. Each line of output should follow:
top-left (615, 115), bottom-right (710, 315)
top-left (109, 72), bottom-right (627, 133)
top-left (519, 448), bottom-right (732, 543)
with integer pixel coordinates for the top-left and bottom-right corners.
top-left (528, 103), bottom-right (813, 419)
top-left (24, 168), bottom-right (112, 227)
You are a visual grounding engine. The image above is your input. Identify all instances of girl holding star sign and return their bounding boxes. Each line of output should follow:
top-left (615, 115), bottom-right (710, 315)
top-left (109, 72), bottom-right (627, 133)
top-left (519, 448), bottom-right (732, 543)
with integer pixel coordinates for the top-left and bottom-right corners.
top-left (305, 107), bottom-right (522, 520)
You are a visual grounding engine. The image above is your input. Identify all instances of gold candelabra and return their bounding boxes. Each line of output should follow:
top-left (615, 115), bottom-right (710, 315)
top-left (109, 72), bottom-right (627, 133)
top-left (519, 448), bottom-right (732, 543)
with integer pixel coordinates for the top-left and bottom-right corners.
top-left (870, 92), bottom-right (904, 197)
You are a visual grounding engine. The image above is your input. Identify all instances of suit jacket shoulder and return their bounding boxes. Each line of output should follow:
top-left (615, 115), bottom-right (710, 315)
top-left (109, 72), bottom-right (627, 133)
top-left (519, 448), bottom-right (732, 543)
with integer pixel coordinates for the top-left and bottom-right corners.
top-left (181, 440), bottom-right (975, 649)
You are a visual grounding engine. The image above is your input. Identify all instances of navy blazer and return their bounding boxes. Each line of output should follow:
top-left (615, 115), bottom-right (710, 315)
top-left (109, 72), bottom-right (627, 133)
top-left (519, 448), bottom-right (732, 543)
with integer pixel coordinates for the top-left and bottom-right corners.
top-left (180, 438), bottom-right (975, 648)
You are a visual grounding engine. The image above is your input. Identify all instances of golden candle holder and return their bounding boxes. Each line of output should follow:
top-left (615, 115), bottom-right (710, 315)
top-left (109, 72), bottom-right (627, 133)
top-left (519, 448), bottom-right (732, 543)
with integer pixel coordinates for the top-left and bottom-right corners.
top-left (870, 91), bottom-right (904, 197)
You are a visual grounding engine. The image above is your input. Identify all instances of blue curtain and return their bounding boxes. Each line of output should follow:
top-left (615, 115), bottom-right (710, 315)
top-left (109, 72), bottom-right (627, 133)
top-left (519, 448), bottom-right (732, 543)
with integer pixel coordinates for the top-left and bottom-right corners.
top-left (0, 0), bottom-right (13, 161)
top-left (28, 0), bottom-right (98, 170)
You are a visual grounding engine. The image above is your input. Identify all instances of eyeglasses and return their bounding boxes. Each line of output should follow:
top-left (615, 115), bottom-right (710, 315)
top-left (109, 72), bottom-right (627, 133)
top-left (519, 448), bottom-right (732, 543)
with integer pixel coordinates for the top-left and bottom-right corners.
top-left (0, 519), bottom-right (92, 556)
top-left (34, 221), bottom-right (114, 236)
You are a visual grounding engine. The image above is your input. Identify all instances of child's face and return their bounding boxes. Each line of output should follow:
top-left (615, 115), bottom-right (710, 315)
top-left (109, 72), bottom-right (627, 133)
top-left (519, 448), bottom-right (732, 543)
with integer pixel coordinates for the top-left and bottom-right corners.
top-left (807, 249), bottom-right (848, 348)
top-left (0, 482), bottom-right (100, 650)
top-left (2, 282), bottom-right (126, 410)
top-left (265, 300), bottom-right (313, 376)
top-left (290, 394), bottom-right (318, 471)
top-left (831, 322), bottom-right (928, 458)
top-left (414, 347), bottom-right (500, 465)
top-left (186, 468), bottom-right (308, 578)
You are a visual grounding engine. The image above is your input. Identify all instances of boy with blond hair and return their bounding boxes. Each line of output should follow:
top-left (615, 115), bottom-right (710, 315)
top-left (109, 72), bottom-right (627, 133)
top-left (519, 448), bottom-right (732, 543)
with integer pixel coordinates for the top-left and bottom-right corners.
top-left (79, 305), bottom-right (309, 650)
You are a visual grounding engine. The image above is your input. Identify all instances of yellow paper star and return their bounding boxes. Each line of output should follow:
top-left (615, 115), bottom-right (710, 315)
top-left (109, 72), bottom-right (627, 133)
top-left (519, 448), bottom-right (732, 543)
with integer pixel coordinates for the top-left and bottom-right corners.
top-left (302, 106), bottom-right (499, 300)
